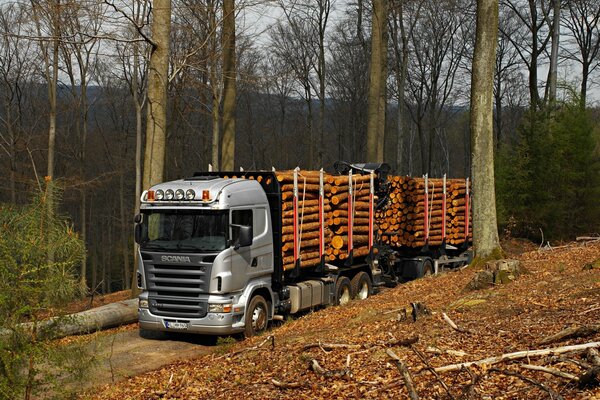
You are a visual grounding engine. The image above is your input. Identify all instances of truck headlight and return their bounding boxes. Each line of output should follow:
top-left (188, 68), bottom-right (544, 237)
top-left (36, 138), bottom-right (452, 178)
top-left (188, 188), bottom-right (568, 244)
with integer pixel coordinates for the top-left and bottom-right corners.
top-left (165, 189), bottom-right (174, 200)
top-left (155, 189), bottom-right (164, 200)
top-left (139, 299), bottom-right (149, 308)
top-left (175, 189), bottom-right (185, 200)
top-left (186, 189), bottom-right (195, 200)
top-left (208, 303), bottom-right (232, 313)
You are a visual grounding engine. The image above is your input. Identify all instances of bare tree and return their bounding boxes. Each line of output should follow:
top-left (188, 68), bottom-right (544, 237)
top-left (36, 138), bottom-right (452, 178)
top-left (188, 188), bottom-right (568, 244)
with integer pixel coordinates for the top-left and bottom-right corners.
top-left (0, 3), bottom-right (38, 203)
top-left (500, 0), bottom-right (552, 108)
top-left (59, 0), bottom-right (105, 288)
top-left (405, 0), bottom-right (473, 175)
top-left (471, 0), bottom-right (501, 258)
top-left (221, 0), bottom-right (236, 170)
top-left (270, 16), bottom-right (317, 167)
top-left (389, 0), bottom-right (422, 172)
top-left (142, 0), bottom-right (171, 189)
top-left (366, 0), bottom-right (387, 162)
top-left (561, 0), bottom-right (600, 106)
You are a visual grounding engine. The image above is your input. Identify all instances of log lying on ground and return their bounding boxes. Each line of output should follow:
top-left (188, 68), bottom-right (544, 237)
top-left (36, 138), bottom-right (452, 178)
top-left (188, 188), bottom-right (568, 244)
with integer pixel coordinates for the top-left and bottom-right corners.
top-left (434, 341), bottom-right (600, 373)
top-left (1, 299), bottom-right (138, 341)
top-left (539, 324), bottom-right (600, 345)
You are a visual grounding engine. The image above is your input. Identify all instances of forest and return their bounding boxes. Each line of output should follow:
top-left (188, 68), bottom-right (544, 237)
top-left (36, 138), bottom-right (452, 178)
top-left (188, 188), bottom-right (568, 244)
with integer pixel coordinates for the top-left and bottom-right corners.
top-left (0, 0), bottom-right (599, 296)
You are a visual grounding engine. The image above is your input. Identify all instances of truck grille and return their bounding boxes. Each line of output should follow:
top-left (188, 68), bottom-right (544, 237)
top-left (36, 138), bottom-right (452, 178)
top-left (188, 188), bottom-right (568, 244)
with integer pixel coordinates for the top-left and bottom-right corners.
top-left (149, 297), bottom-right (207, 318)
top-left (141, 252), bottom-right (214, 318)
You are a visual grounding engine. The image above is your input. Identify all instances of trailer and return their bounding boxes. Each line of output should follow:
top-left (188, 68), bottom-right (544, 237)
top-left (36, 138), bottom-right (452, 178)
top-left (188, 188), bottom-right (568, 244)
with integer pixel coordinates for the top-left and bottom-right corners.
top-left (134, 163), bottom-right (471, 337)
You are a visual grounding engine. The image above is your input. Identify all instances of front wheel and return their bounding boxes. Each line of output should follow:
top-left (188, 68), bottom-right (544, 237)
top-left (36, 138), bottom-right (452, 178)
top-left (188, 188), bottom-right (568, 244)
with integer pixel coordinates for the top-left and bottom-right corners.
top-left (335, 277), bottom-right (352, 306)
top-left (244, 295), bottom-right (269, 338)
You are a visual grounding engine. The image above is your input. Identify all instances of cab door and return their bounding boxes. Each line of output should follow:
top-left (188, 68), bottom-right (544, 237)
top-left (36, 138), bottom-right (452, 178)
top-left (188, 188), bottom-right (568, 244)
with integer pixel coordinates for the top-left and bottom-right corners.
top-left (228, 207), bottom-right (273, 291)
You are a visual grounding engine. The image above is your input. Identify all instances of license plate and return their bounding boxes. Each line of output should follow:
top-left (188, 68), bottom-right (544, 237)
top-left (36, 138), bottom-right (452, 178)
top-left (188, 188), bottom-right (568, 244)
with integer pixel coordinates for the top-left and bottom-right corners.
top-left (165, 321), bottom-right (189, 330)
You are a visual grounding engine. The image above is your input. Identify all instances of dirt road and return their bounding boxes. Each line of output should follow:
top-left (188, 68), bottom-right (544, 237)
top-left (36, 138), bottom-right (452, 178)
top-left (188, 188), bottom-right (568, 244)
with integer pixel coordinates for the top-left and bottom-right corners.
top-left (80, 326), bottom-right (219, 390)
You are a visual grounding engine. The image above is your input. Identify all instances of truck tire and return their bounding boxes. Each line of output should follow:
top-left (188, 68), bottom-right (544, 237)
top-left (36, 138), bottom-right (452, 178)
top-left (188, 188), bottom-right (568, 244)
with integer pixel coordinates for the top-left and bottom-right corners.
top-left (244, 295), bottom-right (269, 338)
top-left (351, 272), bottom-right (372, 300)
top-left (422, 259), bottom-right (433, 277)
top-left (335, 277), bottom-right (352, 306)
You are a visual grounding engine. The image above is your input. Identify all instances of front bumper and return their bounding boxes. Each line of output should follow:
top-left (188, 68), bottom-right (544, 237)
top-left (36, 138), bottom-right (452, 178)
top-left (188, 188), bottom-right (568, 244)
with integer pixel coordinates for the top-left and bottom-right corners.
top-left (139, 307), bottom-right (246, 335)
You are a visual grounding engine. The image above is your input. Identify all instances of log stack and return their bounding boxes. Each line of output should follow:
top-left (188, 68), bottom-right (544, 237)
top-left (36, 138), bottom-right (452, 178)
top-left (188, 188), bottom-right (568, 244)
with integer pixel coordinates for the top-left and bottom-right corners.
top-left (222, 170), bottom-right (471, 270)
top-left (376, 176), bottom-right (472, 248)
top-left (275, 170), bottom-right (333, 271)
top-left (324, 174), bottom-right (374, 263)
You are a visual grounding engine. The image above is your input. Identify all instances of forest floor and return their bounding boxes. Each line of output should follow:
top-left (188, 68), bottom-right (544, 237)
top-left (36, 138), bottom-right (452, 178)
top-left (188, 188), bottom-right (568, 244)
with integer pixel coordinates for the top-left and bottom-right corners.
top-left (81, 238), bottom-right (600, 400)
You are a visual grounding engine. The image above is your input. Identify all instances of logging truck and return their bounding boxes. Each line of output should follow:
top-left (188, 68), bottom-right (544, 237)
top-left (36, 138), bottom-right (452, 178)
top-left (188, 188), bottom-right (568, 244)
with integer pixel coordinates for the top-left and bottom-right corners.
top-left (134, 162), bottom-right (472, 337)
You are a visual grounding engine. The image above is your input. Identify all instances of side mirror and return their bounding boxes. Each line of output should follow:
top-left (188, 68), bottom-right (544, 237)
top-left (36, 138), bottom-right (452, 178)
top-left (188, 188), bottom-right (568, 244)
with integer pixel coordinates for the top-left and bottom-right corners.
top-left (134, 213), bottom-right (142, 224)
top-left (134, 224), bottom-right (142, 244)
top-left (231, 224), bottom-right (252, 249)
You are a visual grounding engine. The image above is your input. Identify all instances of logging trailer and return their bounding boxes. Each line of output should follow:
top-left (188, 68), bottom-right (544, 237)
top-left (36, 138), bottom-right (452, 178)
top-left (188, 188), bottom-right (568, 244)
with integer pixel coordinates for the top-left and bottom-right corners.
top-left (134, 162), bottom-right (472, 337)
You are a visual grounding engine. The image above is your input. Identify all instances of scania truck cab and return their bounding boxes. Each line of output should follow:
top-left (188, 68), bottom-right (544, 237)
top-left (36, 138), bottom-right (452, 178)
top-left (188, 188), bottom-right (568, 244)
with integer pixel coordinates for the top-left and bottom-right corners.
top-left (136, 175), bottom-right (279, 337)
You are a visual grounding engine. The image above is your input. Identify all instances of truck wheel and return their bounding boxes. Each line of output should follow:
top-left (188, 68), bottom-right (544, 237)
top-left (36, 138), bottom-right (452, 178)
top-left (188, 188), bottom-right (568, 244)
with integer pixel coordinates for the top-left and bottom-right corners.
top-left (422, 259), bottom-right (434, 277)
top-left (351, 272), bottom-right (372, 300)
top-left (244, 295), bottom-right (268, 338)
top-left (335, 277), bottom-right (352, 306)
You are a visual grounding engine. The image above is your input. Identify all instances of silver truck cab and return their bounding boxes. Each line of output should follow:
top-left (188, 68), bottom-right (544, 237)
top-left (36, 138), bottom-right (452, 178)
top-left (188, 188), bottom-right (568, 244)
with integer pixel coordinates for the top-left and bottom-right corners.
top-left (136, 176), bottom-right (275, 335)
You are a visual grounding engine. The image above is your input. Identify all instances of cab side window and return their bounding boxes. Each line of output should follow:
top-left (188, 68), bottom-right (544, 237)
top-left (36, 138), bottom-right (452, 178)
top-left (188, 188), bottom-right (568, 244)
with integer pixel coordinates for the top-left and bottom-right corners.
top-left (231, 209), bottom-right (253, 242)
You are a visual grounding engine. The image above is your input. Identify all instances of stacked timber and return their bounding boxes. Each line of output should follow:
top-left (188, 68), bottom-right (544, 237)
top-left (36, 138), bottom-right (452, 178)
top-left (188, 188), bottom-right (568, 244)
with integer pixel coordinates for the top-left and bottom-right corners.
top-left (324, 174), bottom-right (375, 263)
top-left (376, 176), bottom-right (472, 248)
top-left (276, 170), bottom-right (333, 271)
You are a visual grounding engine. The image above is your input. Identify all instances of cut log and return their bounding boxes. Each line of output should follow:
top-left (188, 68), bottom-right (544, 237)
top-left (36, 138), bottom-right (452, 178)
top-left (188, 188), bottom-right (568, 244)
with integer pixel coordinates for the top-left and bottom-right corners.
top-left (434, 342), bottom-right (600, 373)
top-left (1, 299), bottom-right (138, 341)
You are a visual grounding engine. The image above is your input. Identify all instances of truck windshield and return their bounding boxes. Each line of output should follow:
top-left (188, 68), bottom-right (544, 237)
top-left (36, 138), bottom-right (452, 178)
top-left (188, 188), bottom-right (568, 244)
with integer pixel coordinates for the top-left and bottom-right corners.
top-left (140, 210), bottom-right (228, 252)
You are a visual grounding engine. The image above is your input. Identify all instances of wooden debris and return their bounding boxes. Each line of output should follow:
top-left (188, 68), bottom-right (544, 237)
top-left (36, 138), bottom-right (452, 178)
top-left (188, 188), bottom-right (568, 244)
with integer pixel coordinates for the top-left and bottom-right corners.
top-left (386, 348), bottom-right (419, 400)
top-left (519, 363), bottom-right (579, 381)
top-left (442, 312), bottom-right (469, 333)
top-left (578, 348), bottom-right (600, 388)
top-left (434, 341), bottom-right (600, 373)
top-left (271, 379), bottom-right (304, 389)
top-left (489, 368), bottom-right (564, 400)
top-left (539, 324), bottom-right (600, 345)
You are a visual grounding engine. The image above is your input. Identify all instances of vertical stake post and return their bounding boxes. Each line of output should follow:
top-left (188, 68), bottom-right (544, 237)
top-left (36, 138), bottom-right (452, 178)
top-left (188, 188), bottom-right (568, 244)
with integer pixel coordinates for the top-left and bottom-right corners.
top-left (465, 177), bottom-right (470, 241)
top-left (424, 174), bottom-right (429, 243)
top-left (368, 171), bottom-right (375, 251)
top-left (293, 168), bottom-right (300, 268)
top-left (319, 168), bottom-right (325, 262)
top-left (442, 174), bottom-right (447, 241)
top-left (347, 169), bottom-right (354, 257)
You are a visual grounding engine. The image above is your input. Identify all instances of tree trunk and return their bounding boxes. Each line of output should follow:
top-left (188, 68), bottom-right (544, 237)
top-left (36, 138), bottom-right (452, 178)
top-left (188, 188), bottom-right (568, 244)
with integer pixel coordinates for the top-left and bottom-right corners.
top-left (367, 0), bottom-right (387, 162)
top-left (209, 1), bottom-right (220, 170)
top-left (470, 0), bottom-right (501, 258)
top-left (221, 0), bottom-right (236, 170)
top-left (120, 173), bottom-right (130, 290)
top-left (142, 0), bottom-right (171, 190)
top-left (547, 0), bottom-right (560, 105)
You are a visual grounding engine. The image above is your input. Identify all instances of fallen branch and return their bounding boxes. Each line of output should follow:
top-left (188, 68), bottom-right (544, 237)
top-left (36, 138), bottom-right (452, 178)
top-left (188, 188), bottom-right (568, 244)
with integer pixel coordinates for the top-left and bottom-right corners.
top-left (539, 324), bottom-right (600, 345)
top-left (576, 236), bottom-right (600, 242)
top-left (271, 379), bottom-right (304, 389)
top-left (426, 346), bottom-right (468, 357)
top-left (302, 342), bottom-right (362, 352)
top-left (442, 313), bottom-right (469, 334)
top-left (434, 341), bottom-right (600, 373)
top-left (383, 336), bottom-right (419, 347)
top-left (410, 345), bottom-right (454, 399)
top-left (519, 364), bottom-right (579, 381)
top-left (309, 359), bottom-right (351, 379)
top-left (460, 366), bottom-right (480, 399)
top-left (218, 335), bottom-right (275, 359)
top-left (490, 368), bottom-right (564, 400)
top-left (386, 348), bottom-right (419, 400)
top-left (579, 348), bottom-right (600, 388)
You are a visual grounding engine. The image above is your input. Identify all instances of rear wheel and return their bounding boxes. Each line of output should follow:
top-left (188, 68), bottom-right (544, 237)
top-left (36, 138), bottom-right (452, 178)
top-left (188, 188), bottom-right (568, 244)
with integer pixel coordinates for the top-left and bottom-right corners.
top-left (422, 259), bottom-right (434, 277)
top-left (335, 277), bottom-right (352, 306)
top-left (351, 272), bottom-right (372, 300)
top-left (244, 295), bottom-right (268, 338)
